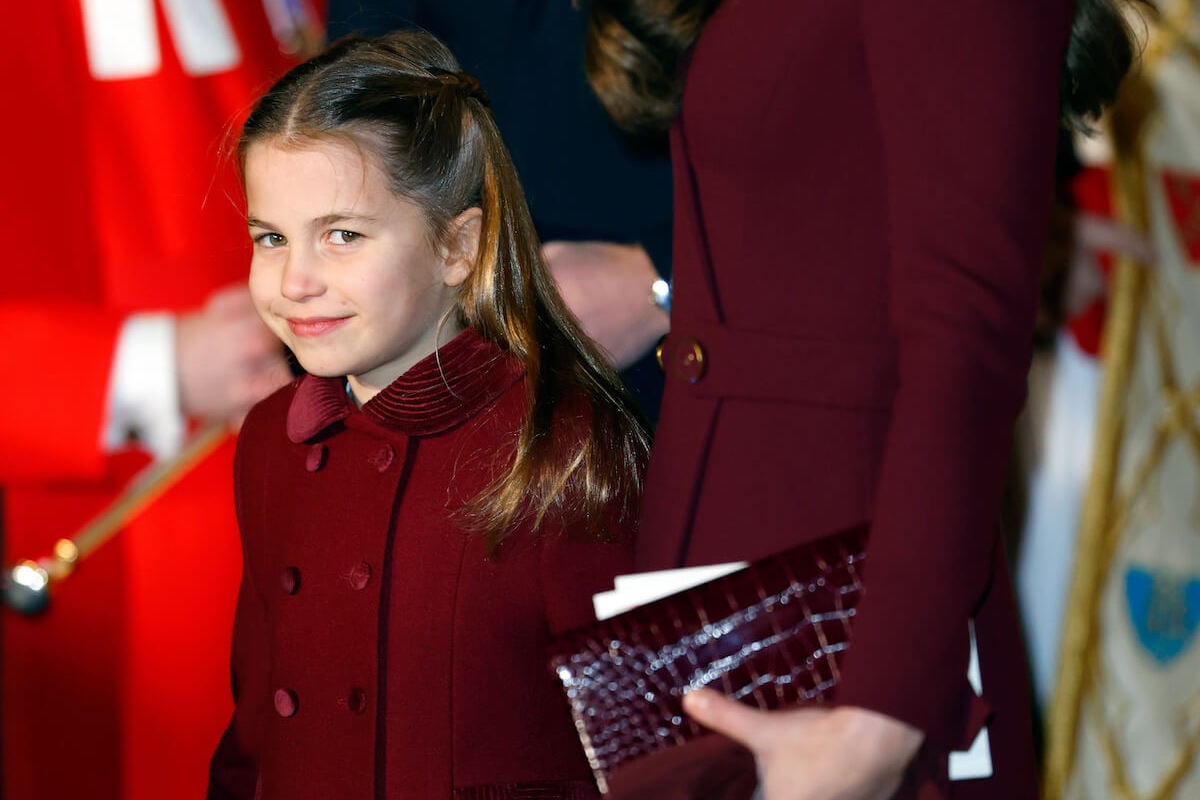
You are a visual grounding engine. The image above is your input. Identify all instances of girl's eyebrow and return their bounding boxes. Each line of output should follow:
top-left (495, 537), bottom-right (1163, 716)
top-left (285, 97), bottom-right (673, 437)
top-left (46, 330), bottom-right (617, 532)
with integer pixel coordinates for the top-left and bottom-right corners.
top-left (245, 213), bottom-right (378, 230)
top-left (310, 212), bottom-right (377, 228)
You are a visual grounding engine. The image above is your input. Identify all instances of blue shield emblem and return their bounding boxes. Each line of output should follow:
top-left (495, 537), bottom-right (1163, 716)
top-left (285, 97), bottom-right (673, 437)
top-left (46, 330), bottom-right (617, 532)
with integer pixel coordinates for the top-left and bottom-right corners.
top-left (1125, 567), bottom-right (1200, 666)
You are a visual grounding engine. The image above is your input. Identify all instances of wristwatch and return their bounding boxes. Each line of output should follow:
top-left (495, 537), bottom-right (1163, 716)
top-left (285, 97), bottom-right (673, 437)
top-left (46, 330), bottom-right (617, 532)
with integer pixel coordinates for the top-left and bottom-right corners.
top-left (650, 278), bottom-right (671, 315)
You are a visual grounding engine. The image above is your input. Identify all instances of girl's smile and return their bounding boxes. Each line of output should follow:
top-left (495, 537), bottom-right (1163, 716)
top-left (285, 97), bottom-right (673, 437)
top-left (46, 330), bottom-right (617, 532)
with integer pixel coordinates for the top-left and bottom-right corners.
top-left (285, 316), bottom-right (352, 337)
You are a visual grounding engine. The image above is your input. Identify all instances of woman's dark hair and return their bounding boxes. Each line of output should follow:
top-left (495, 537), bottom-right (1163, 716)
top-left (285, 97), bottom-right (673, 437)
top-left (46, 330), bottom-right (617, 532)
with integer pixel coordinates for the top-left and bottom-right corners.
top-left (585, 0), bottom-right (1140, 134)
top-left (1062, 0), bottom-right (1140, 130)
top-left (241, 32), bottom-right (650, 548)
top-left (584, 0), bottom-right (719, 135)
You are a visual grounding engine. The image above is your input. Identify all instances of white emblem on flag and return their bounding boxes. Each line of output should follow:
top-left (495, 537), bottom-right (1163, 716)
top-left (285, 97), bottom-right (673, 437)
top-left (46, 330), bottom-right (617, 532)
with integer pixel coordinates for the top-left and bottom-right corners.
top-left (82, 0), bottom-right (241, 80)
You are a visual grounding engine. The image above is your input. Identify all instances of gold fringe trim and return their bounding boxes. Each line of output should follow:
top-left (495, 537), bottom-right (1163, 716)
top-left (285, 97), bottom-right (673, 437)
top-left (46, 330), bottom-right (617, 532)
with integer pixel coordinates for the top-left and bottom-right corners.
top-left (1043, 67), bottom-right (1158, 800)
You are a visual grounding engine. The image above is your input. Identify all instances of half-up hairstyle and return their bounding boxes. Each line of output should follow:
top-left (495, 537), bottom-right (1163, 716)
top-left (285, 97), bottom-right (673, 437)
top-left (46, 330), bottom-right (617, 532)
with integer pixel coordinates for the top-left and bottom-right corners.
top-left (585, 0), bottom-right (1141, 134)
top-left (240, 32), bottom-right (650, 548)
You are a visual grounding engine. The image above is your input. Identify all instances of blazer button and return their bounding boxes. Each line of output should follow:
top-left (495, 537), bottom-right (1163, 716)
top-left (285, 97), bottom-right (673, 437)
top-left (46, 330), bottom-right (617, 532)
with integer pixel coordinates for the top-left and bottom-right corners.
top-left (347, 561), bottom-right (372, 590)
top-left (280, 566), bottom-right (301, 595)
top-left (274, 688), bottom-right (298, 718)
top-left (305, 443), bottom-right (327, 472)
top-left (369, 443), bottom-right (395, 472)
top-left (663, 335), bottom-right (706, 384)
top-left (347, 687), bottom-right (368, 715)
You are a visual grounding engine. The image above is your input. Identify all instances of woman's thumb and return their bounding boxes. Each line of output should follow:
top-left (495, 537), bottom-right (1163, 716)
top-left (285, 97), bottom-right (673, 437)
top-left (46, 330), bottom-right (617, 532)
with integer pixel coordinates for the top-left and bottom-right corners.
top-left (682, 688), bottom-right (766, 750)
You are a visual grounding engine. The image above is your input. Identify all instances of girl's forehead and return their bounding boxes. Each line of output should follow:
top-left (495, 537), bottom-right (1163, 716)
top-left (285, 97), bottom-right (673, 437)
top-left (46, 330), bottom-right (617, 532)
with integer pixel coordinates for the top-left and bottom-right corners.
top-left (246, 138), bottom-right (395, 207)
top-left (244, 137), bottom-right (431, 232)
top-left (247, 137), bottom-right (383, 178)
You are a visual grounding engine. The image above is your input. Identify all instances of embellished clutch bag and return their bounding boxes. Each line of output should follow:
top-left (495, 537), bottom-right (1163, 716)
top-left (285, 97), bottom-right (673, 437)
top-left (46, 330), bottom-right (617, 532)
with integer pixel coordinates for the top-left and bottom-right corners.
top-left (547, 524), bottom-right (869, 794)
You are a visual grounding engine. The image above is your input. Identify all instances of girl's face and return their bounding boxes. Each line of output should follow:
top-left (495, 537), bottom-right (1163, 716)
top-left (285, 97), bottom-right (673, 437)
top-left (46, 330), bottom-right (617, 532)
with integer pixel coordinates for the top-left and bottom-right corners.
top-left (244, 139), bottom-right (476, 404)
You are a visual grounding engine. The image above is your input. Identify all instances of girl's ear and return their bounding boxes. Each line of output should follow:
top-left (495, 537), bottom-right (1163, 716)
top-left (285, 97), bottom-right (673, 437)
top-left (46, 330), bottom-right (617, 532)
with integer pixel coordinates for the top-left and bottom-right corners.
top-left (441, 207), bottom-right (483, 288)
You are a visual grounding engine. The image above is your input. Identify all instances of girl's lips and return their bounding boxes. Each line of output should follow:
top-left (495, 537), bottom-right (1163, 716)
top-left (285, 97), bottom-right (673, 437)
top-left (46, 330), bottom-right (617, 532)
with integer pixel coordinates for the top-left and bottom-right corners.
top-left (286, 316), bottom-right (350, 337)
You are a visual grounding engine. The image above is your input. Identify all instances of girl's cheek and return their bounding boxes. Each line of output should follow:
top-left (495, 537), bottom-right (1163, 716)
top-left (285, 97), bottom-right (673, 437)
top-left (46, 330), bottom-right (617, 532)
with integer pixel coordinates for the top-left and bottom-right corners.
top-left (247, 267), bottom-right (275, 314)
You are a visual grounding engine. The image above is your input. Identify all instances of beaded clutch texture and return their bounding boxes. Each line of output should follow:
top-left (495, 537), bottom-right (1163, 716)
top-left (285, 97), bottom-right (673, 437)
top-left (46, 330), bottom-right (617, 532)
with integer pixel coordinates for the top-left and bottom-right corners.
top-left (547, 524), bottom-right (869, 794)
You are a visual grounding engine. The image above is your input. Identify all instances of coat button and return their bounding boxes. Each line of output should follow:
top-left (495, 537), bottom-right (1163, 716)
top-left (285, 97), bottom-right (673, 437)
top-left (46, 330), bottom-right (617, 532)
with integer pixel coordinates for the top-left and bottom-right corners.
top-left (347, 687), bottom-right (368, 715)
top-left (280, 566), bottom-right (301, 595)
top-left (305, 444), bottom-right (327, 472)
top-left (274, 688), bottom-right (298, 718)
top-left (347, 561), bottom-right (372, 590)
top-left (661, 335), bottom-right (706, 384)
top-left (368, 443), bottom-right (395, 472)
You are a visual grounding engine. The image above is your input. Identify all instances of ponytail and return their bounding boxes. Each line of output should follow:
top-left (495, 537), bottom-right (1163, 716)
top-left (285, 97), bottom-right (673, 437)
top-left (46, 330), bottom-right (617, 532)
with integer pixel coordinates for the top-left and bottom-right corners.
top-left (457, 102), bottom-right (650, 547)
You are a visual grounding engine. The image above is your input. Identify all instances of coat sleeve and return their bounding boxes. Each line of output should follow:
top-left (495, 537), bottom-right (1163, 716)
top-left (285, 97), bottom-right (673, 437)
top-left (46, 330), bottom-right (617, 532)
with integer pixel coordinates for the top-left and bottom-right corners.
top-left (538, 527), bottom-right (635, 636)
top-left (833, 0), bottom-right (1071, 750)
top-left (0, 302), bottom-right (123, 482)
top-left (208, 426), bottom-right (270, 799)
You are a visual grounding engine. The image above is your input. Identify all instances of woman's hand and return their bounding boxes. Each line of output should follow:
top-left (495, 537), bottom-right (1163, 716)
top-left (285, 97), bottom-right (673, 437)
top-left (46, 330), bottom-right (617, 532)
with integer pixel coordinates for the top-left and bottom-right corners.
top-left (683, 689), bottom-right (924, 800)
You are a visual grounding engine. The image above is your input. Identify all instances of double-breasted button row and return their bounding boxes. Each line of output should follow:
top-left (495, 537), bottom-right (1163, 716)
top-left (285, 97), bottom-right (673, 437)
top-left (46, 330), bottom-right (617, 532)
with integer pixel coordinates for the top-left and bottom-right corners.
top-left (305, 442), bottom-right (396, 472)
top-left (280, 562), bottom-right (373, 594)
top-left (368, 443), bottom-right (395, 472)
top-left (274, 688), bottom-right (298, 718)
top-left (305, 444), bottom-right (327, 472)
top-left (274, 687), bottom-right (369, 717)
top-left (346, 688), bottom-right (368, 715)
top-left (280, 566), bottom-right (301, 595)
top-left (347, 561), bottom-right (372, 590)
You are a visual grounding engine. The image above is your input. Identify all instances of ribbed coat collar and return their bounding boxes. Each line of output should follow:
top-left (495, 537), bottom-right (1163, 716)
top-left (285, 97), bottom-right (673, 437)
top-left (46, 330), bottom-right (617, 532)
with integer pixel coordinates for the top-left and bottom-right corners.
top-left (285, 328), bottom-right (525, 443)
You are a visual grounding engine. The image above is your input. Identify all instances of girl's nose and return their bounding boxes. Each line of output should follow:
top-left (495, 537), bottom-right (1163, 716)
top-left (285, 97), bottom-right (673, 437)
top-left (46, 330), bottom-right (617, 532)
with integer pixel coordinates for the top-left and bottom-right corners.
top-left (280, 251), bottom-right (325, 301)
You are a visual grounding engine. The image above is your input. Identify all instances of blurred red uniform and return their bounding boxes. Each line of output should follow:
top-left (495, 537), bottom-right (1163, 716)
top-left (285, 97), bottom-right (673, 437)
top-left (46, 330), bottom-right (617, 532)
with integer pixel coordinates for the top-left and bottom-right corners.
top-left (0, 2), bottom-right (295, 797)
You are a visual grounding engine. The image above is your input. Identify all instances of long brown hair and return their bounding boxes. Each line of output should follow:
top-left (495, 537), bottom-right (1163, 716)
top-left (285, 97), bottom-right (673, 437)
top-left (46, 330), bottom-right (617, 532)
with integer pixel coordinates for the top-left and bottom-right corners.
top-left (240, 32), bottom-right (650, 547)
top-left (585, 0), bottom-right (1141, 134)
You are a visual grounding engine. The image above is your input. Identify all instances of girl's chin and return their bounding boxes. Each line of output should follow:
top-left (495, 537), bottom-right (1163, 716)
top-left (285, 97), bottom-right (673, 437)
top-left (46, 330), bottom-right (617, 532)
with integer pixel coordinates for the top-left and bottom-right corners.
top-left (288, 354), bottom-right (350, 380)
top-left (299, 365), bottom-right (349, 379)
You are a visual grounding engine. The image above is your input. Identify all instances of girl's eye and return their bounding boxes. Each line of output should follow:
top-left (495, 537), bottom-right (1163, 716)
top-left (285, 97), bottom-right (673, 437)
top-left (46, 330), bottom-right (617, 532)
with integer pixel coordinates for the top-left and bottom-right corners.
top-left (328, 229), bottom-right (361, 245)
top-left (254, 232), bottom-right (287, 248)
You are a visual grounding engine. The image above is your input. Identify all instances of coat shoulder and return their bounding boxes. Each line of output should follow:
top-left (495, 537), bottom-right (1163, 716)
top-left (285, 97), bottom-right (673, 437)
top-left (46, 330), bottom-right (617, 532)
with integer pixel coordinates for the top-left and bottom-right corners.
top-left (239, 380), bottom-right (301, 447)
top-left (233, 379), bottom-right (301, 485)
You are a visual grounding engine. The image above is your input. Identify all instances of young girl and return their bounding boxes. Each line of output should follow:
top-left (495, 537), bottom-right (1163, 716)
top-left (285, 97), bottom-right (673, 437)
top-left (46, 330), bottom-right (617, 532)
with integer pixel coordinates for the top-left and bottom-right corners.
top-left (207, 31), bottom-right (649, 799)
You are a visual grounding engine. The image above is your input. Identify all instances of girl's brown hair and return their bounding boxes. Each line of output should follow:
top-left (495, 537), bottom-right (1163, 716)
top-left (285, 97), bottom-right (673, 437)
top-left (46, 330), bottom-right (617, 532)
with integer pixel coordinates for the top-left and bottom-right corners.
top-left (240, 32), bottom-right (650, 547)
top-left (585, 0), bottom-right (1141, 135)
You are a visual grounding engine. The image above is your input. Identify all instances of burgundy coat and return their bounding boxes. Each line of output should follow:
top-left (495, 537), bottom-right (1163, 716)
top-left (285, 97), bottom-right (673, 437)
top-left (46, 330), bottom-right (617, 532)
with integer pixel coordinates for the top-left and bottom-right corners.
top-left (207, 330), bottom-right (630, 799)
top-left (626, 1), bottom-right (1071, 797)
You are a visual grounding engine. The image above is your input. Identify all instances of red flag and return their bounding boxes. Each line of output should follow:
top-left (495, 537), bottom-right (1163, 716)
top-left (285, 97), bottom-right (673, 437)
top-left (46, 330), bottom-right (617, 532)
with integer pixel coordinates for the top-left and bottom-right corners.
top-left (1162, 169), bottom-right (1200, 267)
top-left (2, 3), bottom-right (296, 798)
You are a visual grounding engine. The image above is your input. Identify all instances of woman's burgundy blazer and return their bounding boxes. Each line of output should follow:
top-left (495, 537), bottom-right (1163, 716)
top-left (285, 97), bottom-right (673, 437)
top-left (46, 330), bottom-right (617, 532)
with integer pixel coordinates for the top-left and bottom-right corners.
top-left (635, 1), bottom-right (1072, 796)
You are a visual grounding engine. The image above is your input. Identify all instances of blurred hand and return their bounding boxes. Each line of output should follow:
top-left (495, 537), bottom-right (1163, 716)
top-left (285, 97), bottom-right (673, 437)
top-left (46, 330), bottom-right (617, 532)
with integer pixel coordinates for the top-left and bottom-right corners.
top-left (543, 241), bottom-right (670, 369)
top-left (176, 283), bottom-right (291, 427)
top-left (1066, 212), bottom-right (1156, 317)
top-left (683, 689), bottom-right (923, 800)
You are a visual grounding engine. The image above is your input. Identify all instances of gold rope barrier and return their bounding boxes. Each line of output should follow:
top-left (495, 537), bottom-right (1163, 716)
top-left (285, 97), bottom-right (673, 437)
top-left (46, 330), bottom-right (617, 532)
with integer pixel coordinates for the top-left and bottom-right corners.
top-left (1042, 40), bottom-right (1163, 800)
top-left (4, 422), bottom-right (230, 615)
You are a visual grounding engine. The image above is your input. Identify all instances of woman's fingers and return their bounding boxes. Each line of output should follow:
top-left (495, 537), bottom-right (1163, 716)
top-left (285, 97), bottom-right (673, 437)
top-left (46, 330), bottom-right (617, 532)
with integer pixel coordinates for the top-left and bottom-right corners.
top-left (682, 688), bottom-right (775, 752)
top-left (681, 694), bottom-right (923, 800)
